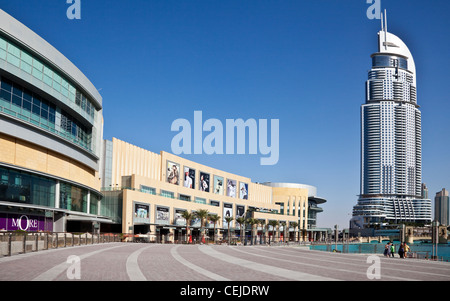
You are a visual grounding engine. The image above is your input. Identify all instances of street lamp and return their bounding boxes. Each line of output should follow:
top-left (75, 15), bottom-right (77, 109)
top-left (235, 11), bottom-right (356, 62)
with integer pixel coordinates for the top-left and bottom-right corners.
top-left (432, 220), bottom-right (440, 260)
top-left (334, 225), bottom-right (338, 252)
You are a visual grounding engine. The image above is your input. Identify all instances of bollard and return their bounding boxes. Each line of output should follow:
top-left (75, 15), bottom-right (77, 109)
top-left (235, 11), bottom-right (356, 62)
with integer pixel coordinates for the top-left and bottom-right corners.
top-left (35, 234), bottom-right (38, 252)
top-left (23, 233), bottom-right (26, 254)
top-left (7, 233), bottom-right (12, 256)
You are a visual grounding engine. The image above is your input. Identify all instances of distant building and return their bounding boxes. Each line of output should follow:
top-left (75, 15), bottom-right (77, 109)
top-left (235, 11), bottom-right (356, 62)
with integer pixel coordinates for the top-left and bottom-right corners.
top-left (435, 188), bottom-right (449, 226)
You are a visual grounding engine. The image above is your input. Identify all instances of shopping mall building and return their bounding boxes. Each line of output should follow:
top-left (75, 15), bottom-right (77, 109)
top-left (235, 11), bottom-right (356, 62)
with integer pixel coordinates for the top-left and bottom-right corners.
top-left (0, 9), bottom-right (327, 241)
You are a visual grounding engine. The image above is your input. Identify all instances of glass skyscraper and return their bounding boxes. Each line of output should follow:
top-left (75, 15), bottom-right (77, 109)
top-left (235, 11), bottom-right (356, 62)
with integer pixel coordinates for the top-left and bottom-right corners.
top-left (351, 13), bottom-right (432, 228)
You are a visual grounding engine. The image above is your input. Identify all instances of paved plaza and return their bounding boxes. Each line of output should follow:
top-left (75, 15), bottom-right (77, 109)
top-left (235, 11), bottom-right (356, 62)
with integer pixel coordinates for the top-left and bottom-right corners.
top-left (0, 242), bottom-right (449, 282)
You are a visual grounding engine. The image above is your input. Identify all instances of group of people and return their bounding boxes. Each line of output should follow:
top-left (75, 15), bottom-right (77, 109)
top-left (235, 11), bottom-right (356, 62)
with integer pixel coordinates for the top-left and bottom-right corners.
top-left (384, 242), bottom-right (410, 258)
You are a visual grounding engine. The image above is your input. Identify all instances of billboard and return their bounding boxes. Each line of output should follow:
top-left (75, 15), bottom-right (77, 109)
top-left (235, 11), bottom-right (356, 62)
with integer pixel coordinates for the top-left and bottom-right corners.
top-left (183, 166), bottom-right (195, 189)
top-left (214, 176), bottom-right (224, 195)
top-left (166, 161), bottom-right (180, 185)
top-left (174, 209), bottom-right (186, 226)
top-left (199, 172), bottom-right (210, 192)
top-left (226, 179), bottom-right (236, 197)
top-left (133, 202), bottom-right (150, 224)
top-left (223, 203), bottom-right (233, 228)
top-left (239, 182), bottom-right (248, 199)
top-left (155, 206), bottom-right (170, 224)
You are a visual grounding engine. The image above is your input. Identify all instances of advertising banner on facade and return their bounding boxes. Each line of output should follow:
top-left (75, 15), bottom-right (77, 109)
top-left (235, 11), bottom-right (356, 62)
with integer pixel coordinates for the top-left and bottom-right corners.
top-left (0, 212), bottom-right (53, 231)
top-left (199, 172), bottom-right (210, 192)
top-left (239, 182), bottom-right (248, 199)
top-left (214, 176), bottom-right (224, 195)
top-left (235, 205), bottom-right (245, 229)
top-left (183, 167), bottom-right (195, 189)
top-left (156, 206), bottom-right (170, 225)
top-left (226, 179), bottom-right (236, 197)
top-left (223, 203), bottom-right (233, 228)
top-left (174, 209), bottom-right (186, 226)
top-left (133, 202), bottom-right (150, 224)
top-left (167, 161), bottom-right (180, 185)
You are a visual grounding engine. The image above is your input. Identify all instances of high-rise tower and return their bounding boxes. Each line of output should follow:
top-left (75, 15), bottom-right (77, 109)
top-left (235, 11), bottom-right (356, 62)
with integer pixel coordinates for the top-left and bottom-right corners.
top-left (351, 12), bottom-right (432, 228)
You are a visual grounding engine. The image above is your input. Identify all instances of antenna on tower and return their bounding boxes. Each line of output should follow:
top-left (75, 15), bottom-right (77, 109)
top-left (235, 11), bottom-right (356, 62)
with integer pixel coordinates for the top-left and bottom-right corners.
top-left (381, 11), bottom-right (384, 31)
top-left (384, 9), bottom-right (388, 50)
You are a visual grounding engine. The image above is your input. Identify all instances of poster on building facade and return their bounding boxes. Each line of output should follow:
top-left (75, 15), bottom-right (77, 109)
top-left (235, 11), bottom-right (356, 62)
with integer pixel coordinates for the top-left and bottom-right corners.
top-left (183, 166), bottom-right (195, 189)
top-left (199, 172), bottom-right (210, 192)
top-left (214, 176), bottom-right (224, 195)
top-left (166, 161), bottom-right (180, 185)
top-left (226, 179), bottom-right (236, 197)
top-left (239, 182), bottom-right (248, 199)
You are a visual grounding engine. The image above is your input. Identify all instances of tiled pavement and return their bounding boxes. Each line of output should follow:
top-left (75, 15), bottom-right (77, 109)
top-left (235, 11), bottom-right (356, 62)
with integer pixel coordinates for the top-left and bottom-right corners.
top-left (1, 242), bottom-right (449, 281)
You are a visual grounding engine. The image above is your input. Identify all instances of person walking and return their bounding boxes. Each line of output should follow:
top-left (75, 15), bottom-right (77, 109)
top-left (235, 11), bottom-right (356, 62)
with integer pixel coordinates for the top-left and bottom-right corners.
top-left (384, 242), bottom-right (390, 257)
top-left (390, 243), bottom-right (395, 258)
top-left (404, 242), bottom-right (410, 258)
top-left (398, 243), bottom-right (405, 258)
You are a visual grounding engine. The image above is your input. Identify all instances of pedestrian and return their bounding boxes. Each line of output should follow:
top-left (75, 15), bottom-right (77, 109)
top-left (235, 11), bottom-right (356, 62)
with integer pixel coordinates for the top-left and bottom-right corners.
top-left (384, 242), bottom-right (392, 257)
top-left (398, 243), bottom-right (405, 258)
top-left (404, 242), bottom-right (410, 258)
top-left (390, 243), bottom-right (395, 257)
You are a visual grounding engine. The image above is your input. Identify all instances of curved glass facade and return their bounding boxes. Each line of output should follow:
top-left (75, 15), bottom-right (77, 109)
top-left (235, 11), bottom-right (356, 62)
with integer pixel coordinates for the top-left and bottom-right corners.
top-left (0, 165), bottom-right (56, 207)
top-left (372, 54), bottom-right (408, 70)
top-left (0, 165), bottom-right (101, 214)
top-left (0, 35), bottom-right (97, 122)
top-left (0, 76), bottom-right (93, 151)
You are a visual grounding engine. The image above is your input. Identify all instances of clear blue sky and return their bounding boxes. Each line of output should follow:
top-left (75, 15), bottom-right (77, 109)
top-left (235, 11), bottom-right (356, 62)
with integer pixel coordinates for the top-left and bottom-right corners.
top-left (1, 0), bottom-right (449, 229)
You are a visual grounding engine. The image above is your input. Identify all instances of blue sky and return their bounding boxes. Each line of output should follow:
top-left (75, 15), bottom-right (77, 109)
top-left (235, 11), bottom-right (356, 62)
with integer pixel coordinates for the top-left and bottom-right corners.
top-left (1, 0), bottom-right (449, 229)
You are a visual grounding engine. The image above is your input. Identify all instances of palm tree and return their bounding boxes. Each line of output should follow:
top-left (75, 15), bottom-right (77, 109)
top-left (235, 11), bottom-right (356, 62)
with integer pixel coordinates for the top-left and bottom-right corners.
top-left (247, 218), bottom-right (258, 245)
top-left (195, 209), bottom-right (209, 243)
top-left (224, 216), bottom-right (233, 244)
top-left (181, 210), bottom-right (194, 243)
top-left (208, 214), bottom-right (221, 244)
top-left (290, 221), bottom-right (299, 242)
top-left (268, 220), bottom-right (278, 244)
top-left (258, 219), bottom-right (266, 244)
top-left (235, 217), bottom-right (246, 244)
top-left (280, 221), bottom-right (286, 243)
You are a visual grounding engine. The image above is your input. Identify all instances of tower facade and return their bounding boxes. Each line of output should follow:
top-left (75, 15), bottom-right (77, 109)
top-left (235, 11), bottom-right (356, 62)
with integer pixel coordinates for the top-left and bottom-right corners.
top-left (352, 13), bottom-right (431, 228)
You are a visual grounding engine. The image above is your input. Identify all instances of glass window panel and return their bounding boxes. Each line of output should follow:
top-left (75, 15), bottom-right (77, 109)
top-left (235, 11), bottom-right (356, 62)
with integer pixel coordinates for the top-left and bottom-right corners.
top-left (53, 72), bottom-right (61, 83)
top-left (12, 94), bottom-right (22, 106)
top-left (41, 108), bottom-right (48, 120)
top-left (43, 75), bottom-right (52, 86)
top-left (23, 89), bottom-right (32, 101)
top-left (23, 99), bottom-right (31, 111)
top-left (0, 49), bottom-right (6, 60)
top-left (32, 68), bottom-right (43, 80)
top-left (0, 89), bottom-right (11, 102)
top-left (21, 51), bottom-right (33, 65)
top-left (32, 104), bottom-right (40, 115)
top-left (32, 59), bottom-right (43, 72)
top-left (0, 38), bottom-right (6, 50)
top-left (7, 54), bottom-right (20, 67)
top-left (61, 78), bottom-right (69, 89)
top-left (7, 43), bottom-right (20, 57)
top-left (53, 81), bottom-right (61, 92)
top-left (43, 66), bottom-right (53, 77)
top-left (20, 62), bottom-right (32, 74)
top-left (1, 78), bottom-right (12, 91)
top-left (12, 85), bottom-right (22, 96)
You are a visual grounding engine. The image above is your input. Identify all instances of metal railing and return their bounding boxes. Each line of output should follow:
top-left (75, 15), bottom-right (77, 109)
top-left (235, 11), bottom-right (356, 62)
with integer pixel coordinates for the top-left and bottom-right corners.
top-left (0, 231), bottom-right (121, 257)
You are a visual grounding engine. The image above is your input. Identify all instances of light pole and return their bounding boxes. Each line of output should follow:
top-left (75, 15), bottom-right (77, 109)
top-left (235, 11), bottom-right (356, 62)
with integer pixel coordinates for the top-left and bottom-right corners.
top-left (432, 220), bottom-right (439, 260)
top-left (334, 225), bottom-right (338, 252)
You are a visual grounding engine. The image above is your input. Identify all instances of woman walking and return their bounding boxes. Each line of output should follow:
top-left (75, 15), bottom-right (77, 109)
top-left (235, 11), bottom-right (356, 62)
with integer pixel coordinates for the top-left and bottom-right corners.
top-left (398, 243), bottom-right (405, 258)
